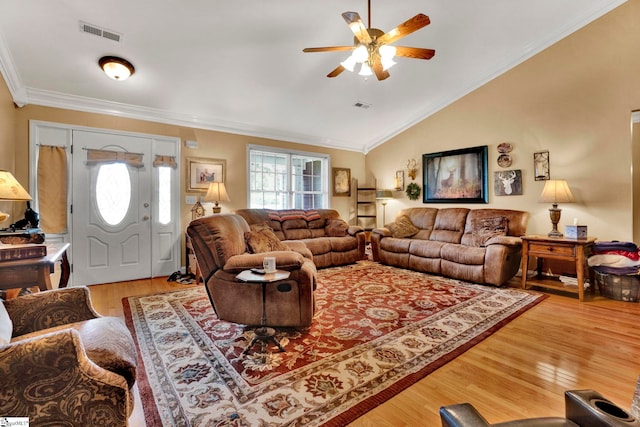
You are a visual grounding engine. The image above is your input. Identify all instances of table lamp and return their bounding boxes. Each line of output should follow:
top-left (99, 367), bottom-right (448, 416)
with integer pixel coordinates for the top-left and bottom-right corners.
top-left (538, 179), bottom-right (575, 238)
top-left (376, 189), bottom-right (393, 226)
top-left (0, 170), bottom-right (32, 225)
top-left (204, 182), bottom-right (230, 214)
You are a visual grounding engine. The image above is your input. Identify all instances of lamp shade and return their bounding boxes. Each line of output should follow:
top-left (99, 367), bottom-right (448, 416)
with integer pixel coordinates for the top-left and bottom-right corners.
top-left (538, 180), bottom-right (575, 204)
top-left (203, 182), bottom-right (230, 203)
top-left (0, 170), bottom-right (31, 201)
top-left (376, 189), bottom-right (393, 200)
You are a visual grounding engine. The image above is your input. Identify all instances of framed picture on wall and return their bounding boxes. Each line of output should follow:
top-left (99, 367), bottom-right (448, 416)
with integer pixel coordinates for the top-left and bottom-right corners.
top-left (394, 170), bottom-right (405, 191)
top-left (422, 145), bottom-right (489, 203)
top-left (187, 157), bottom-right (226, 192)
top-left (332, 167), bottom-right (351, 197)
top-left (534, 150), bottom-right (550, 181)
top-left (494, 170), bottom-right (523, 196)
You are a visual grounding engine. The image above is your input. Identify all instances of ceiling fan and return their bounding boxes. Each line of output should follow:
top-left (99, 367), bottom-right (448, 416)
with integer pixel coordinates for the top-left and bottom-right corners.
top-left (303, 0), bottom-right (435, 81)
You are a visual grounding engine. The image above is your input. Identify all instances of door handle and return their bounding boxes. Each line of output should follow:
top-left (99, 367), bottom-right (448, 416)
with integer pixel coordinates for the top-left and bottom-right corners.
top-left (142, 215), bottom-right (150, 221)
top-left (144, 203), bottom-right (149, 208)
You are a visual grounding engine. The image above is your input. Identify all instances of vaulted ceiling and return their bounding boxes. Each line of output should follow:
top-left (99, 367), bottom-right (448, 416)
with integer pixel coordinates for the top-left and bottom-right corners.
top-left (0, 0), bottom-right (626, 153)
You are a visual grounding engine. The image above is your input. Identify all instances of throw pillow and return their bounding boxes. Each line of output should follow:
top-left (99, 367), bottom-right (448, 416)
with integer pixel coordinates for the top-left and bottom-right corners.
top-left (325, 219), bottom-right (349, 237)
top-left (387, 215), bottom-right (419, 238)
top-left (0, 300), bottom-right (12, 346)
top-left (245, 224), bottom-right (290, 253)
top-left (471, 216), bottom-right (509, 247)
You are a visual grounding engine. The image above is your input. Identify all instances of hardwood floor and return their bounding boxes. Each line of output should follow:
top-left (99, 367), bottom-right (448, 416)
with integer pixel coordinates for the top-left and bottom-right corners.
top-left (87, 276), bottom-right (640, 426)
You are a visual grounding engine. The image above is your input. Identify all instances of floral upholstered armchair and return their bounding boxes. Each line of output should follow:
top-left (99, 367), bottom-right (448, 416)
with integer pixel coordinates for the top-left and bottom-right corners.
top-left (0, 287), bottom-right (137, 427)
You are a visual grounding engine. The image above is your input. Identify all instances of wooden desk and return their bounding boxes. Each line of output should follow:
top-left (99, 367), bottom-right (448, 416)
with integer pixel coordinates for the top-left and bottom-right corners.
top-left (0, 243), bottom-right (71, 291)
top-left (521, 235), bottom-right (595, 301)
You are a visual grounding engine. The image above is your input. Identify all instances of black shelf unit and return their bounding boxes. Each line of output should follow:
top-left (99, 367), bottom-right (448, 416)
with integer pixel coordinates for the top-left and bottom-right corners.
top-left (355, 181), bottom-right (377, 232)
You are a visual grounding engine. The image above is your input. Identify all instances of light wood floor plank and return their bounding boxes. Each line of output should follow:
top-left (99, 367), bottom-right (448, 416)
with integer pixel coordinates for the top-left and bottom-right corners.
top-left (86, 276), bottom-right (640, 426)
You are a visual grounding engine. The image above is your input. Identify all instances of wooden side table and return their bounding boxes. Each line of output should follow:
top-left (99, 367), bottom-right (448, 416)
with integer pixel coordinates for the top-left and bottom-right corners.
top-left (521, 235), bottom-right (596, 301)
top-left (0, 242), bottom-right (71, 291)
top-left (185, 233), bottom-right (201, 283)
top-left (236, 269), bottom-right (291, 359)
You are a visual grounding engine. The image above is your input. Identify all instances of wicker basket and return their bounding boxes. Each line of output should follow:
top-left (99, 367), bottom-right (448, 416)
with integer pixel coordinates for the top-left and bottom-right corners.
top-left (593, 271), bottom-right (640, 302)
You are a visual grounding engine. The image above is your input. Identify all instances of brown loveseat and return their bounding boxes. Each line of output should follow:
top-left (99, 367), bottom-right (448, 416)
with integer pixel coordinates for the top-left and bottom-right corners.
top-left (187, 213), bottom-right (317, 327)
top-left (0, 287), bottom-right (137, 426)
top-left (371, 207), bottom-right (529, 286)
top-left (236, 209), bottom-right (366, 268)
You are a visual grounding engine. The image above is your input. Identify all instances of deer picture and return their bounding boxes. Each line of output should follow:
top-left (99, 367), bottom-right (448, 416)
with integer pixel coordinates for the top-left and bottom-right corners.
top-left (498, 170), bottom-right (517, 195)
top-left (441, 167), bottom-right (456, 189)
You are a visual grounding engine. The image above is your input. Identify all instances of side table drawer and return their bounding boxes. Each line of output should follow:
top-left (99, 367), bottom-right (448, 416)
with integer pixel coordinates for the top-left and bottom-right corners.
top-left (528, 242), bottom-right (576, 257)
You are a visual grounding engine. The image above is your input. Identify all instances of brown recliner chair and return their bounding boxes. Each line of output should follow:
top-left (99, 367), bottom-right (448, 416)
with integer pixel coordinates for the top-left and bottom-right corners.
top-left (440, 378), bottom-right (640, 427)
top-left (186, 213), bottom-right (317, 327)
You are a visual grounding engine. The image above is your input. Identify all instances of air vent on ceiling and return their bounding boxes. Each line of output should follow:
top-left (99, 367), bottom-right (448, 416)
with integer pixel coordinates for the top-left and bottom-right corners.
top-left (79, 21), bottom-right (122, 43)
top-left (353, 102), bottom-right (371, 109)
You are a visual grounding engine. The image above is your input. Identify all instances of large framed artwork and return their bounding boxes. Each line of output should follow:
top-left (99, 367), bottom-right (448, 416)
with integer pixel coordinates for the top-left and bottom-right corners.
top-left (423, 145), bottom-right (488, 203)
top-left (187, 157), bottom-right (226, 192)
top-left (332, 167), bottom-right (351, 197)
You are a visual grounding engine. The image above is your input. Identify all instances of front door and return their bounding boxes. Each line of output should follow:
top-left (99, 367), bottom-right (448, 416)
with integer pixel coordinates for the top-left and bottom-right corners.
top-left (72, 130), bottom-right (153, 286)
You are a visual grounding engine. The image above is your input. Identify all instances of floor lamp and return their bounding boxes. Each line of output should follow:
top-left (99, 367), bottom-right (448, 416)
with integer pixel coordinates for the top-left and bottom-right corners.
top-left (376, 189), bottom-right (393, 226)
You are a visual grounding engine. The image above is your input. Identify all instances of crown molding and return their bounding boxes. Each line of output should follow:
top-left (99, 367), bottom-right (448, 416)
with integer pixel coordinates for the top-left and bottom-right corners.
top-left (22, 87), bottom-right (365, 153)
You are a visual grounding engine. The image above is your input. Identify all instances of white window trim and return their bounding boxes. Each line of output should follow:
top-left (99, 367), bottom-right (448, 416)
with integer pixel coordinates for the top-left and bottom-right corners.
top-left (246, 144), bottom-right (331, 209)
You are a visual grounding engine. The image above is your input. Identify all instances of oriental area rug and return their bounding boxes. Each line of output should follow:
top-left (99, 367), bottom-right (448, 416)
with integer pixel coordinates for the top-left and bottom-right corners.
top-left (123, 261), bottom-right (545, 426)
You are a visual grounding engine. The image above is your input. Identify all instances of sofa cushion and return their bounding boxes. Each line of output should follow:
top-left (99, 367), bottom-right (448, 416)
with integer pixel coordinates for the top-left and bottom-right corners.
top-left (245, 224), bottom-right (291, 253)
top-left (471, 216), bottom-right (509, 247)
top-left (326, 219), bottom-right (349, 237)
top-left (0, 300), bottom-right (12, 345)
top-left (307, 218), bottom-right (326, 229)
top-left (266, 209), bottom-right (321, 221)
top-left (387, 215), bottom-right (419, 238)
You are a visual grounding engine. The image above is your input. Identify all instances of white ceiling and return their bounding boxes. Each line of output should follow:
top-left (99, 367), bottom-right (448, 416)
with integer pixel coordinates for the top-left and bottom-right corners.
top-left (0, 0), bottom-right (626, 153)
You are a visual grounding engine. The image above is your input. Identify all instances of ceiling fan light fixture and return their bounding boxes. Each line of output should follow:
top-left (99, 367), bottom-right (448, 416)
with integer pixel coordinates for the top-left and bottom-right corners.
top-left (379, 44), bottom-right (396, 59)
top-left (99, 56), bottom-right (135, 81)
top-left (359, 62), bottom-right (373, 76)
top-left (352, 45), bottom-right (368, 63)
top-left (381, 56), bottom-right (396, 71)
top-left (340, 55), bottom-right (358, 72)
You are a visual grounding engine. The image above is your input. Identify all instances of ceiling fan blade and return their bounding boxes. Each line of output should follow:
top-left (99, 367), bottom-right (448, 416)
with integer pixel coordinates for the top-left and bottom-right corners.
top-left (394, 46), bottom-right (436, 60)
top-left (303, 46), bottom-right (354, 53)
top-left (372, 59), bottom-right (390, 81)
top-left (342, 11), bottom-right (372, 44)
top-left (377, 14), bottom-right (431, 45)
top-left (327, 65), bottom-right (346, 78)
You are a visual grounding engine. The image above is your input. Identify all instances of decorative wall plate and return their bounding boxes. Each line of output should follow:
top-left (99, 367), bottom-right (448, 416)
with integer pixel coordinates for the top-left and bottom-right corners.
top-left (497, 142), bottom-right (513, 153)
top-left (497, 154), bottom-right (512, 167)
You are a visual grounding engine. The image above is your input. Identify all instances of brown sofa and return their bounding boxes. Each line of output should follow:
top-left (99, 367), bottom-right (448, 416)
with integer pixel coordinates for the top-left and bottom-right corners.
top-left (0, 287), bottom-right (137, 426)
top-left (371, 207), bottom-right (529, 286)
top-left (187, 213), bottom-right (317, 327)
top-left (236, 209), bottom-right (366, 268)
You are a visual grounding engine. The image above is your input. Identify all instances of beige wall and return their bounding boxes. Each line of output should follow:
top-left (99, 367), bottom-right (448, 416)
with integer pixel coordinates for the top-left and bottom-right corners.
top-left (0, 76), bottom-right (17, 219)
top-left (0, 86), bottom-right (364, 262)
top-left (633, 120), bottom-right (640, 243)
top-left (367, 0), bottom-right (640, 241)
top-left (2, 0), bottom-right (640, 249)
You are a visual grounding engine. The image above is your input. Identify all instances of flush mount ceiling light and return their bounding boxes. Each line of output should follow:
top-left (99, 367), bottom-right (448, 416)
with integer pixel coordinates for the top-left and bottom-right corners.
top-left (99, 56), bottom-right (135, 81)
